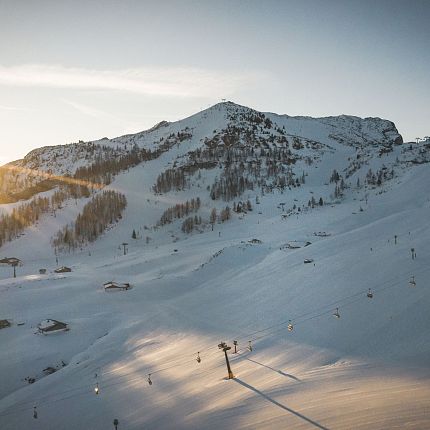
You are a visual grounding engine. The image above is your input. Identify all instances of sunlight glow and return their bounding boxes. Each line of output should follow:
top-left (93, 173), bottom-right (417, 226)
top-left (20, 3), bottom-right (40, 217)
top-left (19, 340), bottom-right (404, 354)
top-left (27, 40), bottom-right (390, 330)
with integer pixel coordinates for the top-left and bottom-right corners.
top-left (1, 164), bottom-right (105, 190)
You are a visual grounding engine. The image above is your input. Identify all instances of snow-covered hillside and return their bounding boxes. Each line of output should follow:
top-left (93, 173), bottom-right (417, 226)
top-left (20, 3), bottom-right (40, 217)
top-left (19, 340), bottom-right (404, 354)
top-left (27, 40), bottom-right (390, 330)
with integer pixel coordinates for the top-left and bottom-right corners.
top-left (0, 102), bottom-right (429, 429)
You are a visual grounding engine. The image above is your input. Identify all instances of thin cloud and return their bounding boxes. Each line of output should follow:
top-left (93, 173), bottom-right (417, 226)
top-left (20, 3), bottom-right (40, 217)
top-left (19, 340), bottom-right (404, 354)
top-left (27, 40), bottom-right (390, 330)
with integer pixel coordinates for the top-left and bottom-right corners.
top-left (0, 104), bottom-right (31, 111)
top-left (0, 64), bottom-right (261, 98)
top-left (62, 99), bottom-right (116, 120)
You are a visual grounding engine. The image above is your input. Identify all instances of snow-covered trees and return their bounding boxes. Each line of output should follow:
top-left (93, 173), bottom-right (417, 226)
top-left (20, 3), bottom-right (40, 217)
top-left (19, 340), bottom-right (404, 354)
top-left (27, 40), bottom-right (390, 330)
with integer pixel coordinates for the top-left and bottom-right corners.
top-left (0, 196), bottom-right (50, 246)
top-left (365, 167), bottom-right (394, 187)
top-left (180, 205), bottom-right (231, 235)
top-left (157, 198), bottom-right (201, 226)
top-left (330, 169), bottom-right (341, 183)
top-left (210, 171), bottom-right (254, 201)
top-left (181, 216), bottom-right (202, 233)
top-left (219, 206), bottom-right (231, 222)
top-left (233, 200), bottom-right (252, 213)
top-left (153, 169), bottom-right (187, 194)
top-left (152, 122), bottom-right (298, 203)
top-left (52, 190), bottom-right (127, 251)
top-left (210, 208), bottom-right (217, 231)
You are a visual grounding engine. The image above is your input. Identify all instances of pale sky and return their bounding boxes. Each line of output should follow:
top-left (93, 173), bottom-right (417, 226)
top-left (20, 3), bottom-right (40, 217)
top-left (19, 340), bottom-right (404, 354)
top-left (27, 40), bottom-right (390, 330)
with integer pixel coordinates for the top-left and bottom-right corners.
top-left (0, 0), bottom-right (429, 164)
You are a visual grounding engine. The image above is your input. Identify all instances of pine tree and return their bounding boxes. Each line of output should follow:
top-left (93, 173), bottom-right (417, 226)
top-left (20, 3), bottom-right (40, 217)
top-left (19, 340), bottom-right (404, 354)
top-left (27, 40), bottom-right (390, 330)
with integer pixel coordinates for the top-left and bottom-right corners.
top-left (210, 208), bottom-right (217, 230)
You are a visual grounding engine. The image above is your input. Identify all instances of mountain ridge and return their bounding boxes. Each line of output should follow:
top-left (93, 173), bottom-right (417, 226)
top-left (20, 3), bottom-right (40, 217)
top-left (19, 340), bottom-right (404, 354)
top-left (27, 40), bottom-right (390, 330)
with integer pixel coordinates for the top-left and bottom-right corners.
top-left (4, 100), bottom-right (404, 167)
top-left (0, 101), bottom-right (403, 198)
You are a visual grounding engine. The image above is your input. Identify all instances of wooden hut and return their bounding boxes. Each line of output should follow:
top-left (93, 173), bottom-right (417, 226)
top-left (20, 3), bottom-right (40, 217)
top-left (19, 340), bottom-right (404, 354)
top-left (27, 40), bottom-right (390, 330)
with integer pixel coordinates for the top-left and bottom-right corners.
top-left (38, 319), bottom-right (69, 334)
top-left (54, 266), bottom-right (72, 273)
top-left (0, 257), bottom-right (22, 266)
top-left (103, 281), bottom-right (131, 291)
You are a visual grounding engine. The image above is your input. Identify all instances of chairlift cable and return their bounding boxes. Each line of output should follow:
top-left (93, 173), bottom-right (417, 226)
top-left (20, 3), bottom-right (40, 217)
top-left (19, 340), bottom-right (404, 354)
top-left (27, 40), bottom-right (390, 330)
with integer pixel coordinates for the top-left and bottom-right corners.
top-left (0, 264), bottom-right (426, 419)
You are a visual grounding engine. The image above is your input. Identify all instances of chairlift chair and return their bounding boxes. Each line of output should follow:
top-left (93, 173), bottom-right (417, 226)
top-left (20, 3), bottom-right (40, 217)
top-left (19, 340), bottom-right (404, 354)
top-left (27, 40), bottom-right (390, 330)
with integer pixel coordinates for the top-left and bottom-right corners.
top-left (333, 307), bottom-right (340, 318)
top-left (196, 352), bottom-right (201, 363)
top-left (409, 276), bottom-right (416, 287)
top-left (367, 288), bottom-right (373, 299)
top-left (288, 320), bottom-right (294, 331)
top-left (147, 374), bottom-right (152, 385)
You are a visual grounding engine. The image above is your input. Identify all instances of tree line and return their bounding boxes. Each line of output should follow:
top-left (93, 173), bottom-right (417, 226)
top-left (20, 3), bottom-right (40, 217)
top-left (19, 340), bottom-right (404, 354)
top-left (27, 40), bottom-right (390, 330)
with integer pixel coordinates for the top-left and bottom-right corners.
top-left (157, 198), bottom-right (201, 226)
top-left (181, 205), bottom-right (231, 234)
top-left (154, 139), bottom-right (303, 203)
top-left (51, 190), bottom-right (127, 251)
top-left (0, 196), bottom-right (50, 247)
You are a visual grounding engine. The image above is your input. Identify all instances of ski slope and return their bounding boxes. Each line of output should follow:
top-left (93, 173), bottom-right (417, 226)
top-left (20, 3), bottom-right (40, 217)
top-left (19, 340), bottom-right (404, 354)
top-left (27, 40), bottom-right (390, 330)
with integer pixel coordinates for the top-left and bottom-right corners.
top-left (0, 103), bottom-right (429, 429)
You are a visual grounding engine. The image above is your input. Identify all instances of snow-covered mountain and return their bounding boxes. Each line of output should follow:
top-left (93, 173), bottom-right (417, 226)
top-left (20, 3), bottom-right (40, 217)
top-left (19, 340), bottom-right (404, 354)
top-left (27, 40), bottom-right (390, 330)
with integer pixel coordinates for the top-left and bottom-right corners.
top-left (0, 101), bottom-right (403, 197)
top-left (0, 102), bottom-right (429, 430)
